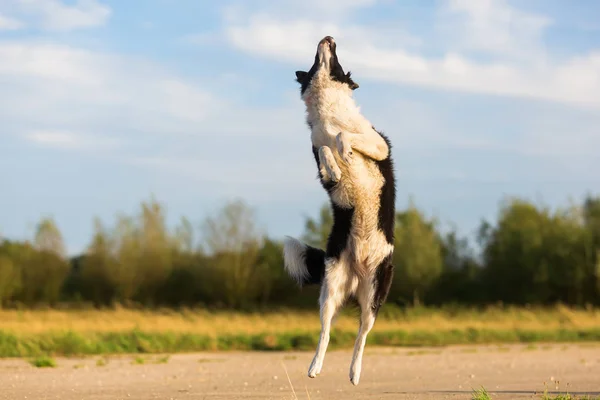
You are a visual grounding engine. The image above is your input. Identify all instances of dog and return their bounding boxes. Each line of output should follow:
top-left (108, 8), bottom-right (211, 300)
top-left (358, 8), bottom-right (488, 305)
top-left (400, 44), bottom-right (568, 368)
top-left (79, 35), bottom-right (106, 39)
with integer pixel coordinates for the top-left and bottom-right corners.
top-left (283, 35), bottom-right (396, 386)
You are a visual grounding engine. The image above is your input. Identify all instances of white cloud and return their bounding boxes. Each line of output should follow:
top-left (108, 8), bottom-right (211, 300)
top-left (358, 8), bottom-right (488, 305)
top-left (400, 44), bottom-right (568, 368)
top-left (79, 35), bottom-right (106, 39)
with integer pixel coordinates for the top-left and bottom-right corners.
top-left (0, 40), bottom-right (218, 141)
top-left (1, 0), bottom-right (111, 32)
top-left (438, 0), bottom-right (552, 60)
top-left (223, 0), bottom-right (378, 23)
top-left (0, 13), bottom-right (23, 30)
top-left (25, 129), bottom-right (119, 150)
top-left (295, 0), bottom-right (377, 14)
top-left (222, 1), bottom-right (600, 110)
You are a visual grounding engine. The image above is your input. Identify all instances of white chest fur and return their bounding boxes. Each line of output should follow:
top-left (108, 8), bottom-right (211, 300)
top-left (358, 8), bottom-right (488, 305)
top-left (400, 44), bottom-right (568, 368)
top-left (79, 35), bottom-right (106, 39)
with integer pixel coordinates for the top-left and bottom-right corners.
top-left (303, 69), bottom-right (372, 150)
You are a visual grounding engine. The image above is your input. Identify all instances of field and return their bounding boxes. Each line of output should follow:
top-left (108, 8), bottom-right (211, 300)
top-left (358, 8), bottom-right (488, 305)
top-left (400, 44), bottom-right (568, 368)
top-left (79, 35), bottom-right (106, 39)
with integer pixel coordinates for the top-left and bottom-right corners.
top-left (1, 305), bottom-right (600, 357)
top-left (2, 306), bottom-right (600, 399)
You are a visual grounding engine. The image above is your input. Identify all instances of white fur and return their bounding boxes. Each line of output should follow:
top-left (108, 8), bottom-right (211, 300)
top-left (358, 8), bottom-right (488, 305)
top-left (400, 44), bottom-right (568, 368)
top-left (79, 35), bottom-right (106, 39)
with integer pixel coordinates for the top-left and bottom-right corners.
top-left (283, 236), bottom-right (309, 285)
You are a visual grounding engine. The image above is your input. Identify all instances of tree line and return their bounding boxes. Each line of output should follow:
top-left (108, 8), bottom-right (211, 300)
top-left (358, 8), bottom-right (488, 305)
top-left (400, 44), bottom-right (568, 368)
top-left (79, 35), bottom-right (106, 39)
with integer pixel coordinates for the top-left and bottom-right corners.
top-left (0, 194), bottom-right (599, 310)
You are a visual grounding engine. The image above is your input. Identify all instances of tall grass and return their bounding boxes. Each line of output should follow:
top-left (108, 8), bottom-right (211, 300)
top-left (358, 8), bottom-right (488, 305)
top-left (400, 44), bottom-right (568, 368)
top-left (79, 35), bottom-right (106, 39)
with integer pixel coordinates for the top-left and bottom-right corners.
top-left (1, 304), bottom-right (599, 357)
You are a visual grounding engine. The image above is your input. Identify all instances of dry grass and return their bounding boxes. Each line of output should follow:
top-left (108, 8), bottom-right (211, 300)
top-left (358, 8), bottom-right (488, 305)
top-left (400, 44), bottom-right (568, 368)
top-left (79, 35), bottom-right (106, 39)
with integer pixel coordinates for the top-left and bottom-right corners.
top-left (1, 304), bottom-right (599, 337)
top-left (1, 305), bottom-right (599, 357)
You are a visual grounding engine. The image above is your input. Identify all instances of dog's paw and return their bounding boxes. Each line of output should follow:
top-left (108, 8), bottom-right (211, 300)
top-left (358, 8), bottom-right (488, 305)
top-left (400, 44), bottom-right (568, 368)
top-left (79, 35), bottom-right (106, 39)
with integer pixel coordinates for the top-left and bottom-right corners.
top-left (349, 365), bottom-right (361, 386)
top-left (336, 132), bottom-right (353, 164)
top-left (308, 358), bottom-right (323, 378)
top-left (329, 162), bottom-right (342, 182)
top-left (319, 146), bottom-right (342, 182)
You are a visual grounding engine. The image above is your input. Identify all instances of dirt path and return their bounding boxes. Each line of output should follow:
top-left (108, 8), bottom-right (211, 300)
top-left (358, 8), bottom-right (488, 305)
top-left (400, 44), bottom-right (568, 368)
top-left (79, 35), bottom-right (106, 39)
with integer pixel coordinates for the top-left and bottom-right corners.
top-left (1, 344), bottom-right (599, 400)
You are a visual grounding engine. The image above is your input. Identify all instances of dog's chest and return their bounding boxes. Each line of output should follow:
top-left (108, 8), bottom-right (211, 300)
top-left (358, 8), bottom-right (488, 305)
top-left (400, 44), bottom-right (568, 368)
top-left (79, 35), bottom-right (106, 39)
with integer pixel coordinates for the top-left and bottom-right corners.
top-left (310, 121), bottom-right (338, 150)
top-left (304, 87), bottom-right (359, 150)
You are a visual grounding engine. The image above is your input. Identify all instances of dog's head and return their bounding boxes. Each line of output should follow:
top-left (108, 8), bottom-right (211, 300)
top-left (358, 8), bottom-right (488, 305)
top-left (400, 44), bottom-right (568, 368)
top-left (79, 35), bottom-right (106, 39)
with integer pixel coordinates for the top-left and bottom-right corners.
top-left (295, 36), bottom-right (359, 96)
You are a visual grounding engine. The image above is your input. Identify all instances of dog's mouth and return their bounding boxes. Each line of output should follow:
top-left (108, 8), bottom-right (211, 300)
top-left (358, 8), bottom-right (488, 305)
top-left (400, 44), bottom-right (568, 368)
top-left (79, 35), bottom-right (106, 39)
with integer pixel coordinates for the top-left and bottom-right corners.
top-left (319, 35), bottom-right (335, 48)
top-left (317, 36), bottom-right (336, 69)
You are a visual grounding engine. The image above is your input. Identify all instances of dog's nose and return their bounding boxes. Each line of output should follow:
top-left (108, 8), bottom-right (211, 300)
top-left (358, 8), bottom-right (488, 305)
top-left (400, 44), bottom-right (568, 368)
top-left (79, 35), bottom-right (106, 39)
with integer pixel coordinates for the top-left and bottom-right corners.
top-left (319, 36), bottom-right (335, 46)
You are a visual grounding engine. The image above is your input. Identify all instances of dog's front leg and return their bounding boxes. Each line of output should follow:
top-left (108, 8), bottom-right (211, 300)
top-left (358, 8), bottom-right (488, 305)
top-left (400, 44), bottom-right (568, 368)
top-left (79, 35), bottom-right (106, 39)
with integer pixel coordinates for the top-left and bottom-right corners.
top-left (318, 146), bottom-right (342, 182)
top-left (336, 130), bottom-right (389, 162)
top-left (335, 132), bottom-right (354, 164)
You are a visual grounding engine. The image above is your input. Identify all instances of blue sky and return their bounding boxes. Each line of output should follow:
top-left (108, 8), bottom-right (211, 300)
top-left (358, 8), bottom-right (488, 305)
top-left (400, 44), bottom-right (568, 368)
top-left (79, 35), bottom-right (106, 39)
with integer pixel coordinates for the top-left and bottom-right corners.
top-left (0, 0), bottom-right (599, 255)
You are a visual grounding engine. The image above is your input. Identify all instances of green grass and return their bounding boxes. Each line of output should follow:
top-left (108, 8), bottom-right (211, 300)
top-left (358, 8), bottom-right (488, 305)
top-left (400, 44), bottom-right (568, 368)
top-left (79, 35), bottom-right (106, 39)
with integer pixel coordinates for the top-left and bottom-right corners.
top-left (473, 386), bottom-right (600, 400)
top-left (1, 326), bottom-right (600, 357)
top-left (130, 355), bottom-right (169, 365)
top-left (472, 387), bottom-right (492, 400)
top-left (132, 356), bottom-right (145, 365)
top-left (154, 355), bottom-right (170, 364)
top-left (29, 355), bottom-right (56, 368)
top-left (540, 395), bottom-right (600, 400)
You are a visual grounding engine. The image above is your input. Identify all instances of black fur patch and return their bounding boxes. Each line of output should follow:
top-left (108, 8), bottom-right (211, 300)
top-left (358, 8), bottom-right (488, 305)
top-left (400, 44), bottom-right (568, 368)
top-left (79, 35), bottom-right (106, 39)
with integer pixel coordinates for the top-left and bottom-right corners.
top-left (303, 244), bottom-right (326, 284)
top-left (371, 255), bottom-right (394, 315)
top-left (374, 130), bottom-right (396, 245)
top-left (326, 203), bottom-right (354, 260)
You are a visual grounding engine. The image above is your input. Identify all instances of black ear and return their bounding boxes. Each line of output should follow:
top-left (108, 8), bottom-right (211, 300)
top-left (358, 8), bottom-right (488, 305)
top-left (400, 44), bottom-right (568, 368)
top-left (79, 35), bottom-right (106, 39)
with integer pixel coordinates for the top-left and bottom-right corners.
top-left (295, 70), bottom-right (308, 83)
top-left (346, 71), bottom-right (359, 90)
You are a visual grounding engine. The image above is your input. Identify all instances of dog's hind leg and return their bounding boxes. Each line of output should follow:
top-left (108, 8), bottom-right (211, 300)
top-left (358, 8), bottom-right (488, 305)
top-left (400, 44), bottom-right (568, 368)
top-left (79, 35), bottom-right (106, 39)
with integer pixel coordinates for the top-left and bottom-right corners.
top-left (348, 280), bottom-right (376, 386)
top-left (349, 258), bottom-right (394, 385)
top-left (308, 259), bottom-right (349, 378)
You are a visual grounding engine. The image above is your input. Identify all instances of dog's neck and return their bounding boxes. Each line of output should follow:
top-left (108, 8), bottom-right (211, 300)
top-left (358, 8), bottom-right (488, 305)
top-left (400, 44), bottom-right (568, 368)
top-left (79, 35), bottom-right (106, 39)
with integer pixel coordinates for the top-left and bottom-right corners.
top-left (302, 69), bottom-right (371, 140)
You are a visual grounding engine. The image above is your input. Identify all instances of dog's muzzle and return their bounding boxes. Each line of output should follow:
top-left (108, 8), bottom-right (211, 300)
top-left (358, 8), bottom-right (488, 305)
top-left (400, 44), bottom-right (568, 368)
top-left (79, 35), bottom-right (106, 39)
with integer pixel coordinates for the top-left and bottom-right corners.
top-left (317, 36), bottom-right (336, 65)
top-left (319, 36), bottom-right (335, 47)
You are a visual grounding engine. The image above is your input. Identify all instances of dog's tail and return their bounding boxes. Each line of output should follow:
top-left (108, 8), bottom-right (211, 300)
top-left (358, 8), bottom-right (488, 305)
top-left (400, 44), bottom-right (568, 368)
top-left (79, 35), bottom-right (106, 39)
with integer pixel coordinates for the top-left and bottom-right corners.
top-left (283, 236), bottom-right (326, 286)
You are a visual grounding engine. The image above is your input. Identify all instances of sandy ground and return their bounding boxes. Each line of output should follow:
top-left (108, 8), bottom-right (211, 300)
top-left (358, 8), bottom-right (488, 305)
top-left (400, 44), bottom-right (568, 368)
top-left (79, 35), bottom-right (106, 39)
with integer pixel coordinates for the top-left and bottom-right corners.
top-left (1, 344), bottom-right (599, 400)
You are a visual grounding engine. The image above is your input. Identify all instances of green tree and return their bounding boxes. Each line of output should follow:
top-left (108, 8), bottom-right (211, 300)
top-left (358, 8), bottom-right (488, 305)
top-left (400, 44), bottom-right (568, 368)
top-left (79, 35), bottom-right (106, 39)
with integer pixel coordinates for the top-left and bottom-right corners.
top-left (14, 218), bottom-right (70, 305)
top-left (79, 218), bottom-right (118, 305)
top-left (582, 195), bottom-right (600, 303)
top-left (173, 216), bottom-right (195, 253)
top-left (34, 217), bottom-right (66, 258)
top-left (0, 254), bottom-right (21, 307)
top-left (112, 214), bottom-right (142, 303)
top-left (429, 229), bottom-right (483, 305)
top-left (480, 198), bottom-right (589, 305)
top-left (161, 216), bottom-right (203, 307)
top-left (135, 199), bottom-right (173, 304)
top-left (392, 204), bottom-right (443, 307)
top-left (200, 199), bottom-right (264, 308)
top-left (480, 199), bottom-right (550, 304)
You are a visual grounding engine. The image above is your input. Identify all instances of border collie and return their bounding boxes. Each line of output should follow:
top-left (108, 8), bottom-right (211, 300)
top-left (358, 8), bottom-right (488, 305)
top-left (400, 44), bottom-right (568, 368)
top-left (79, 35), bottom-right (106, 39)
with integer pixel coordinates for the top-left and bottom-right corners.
top-left (283, 36), bottom-right (396, 386)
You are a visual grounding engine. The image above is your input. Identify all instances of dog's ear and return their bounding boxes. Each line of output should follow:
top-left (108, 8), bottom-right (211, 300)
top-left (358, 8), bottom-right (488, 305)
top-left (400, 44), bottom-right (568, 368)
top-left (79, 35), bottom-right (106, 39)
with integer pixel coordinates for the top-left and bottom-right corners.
top-left (295, 70), bottom-right (308, 83)
top-left (346, 71), bottom-right (359, 90)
